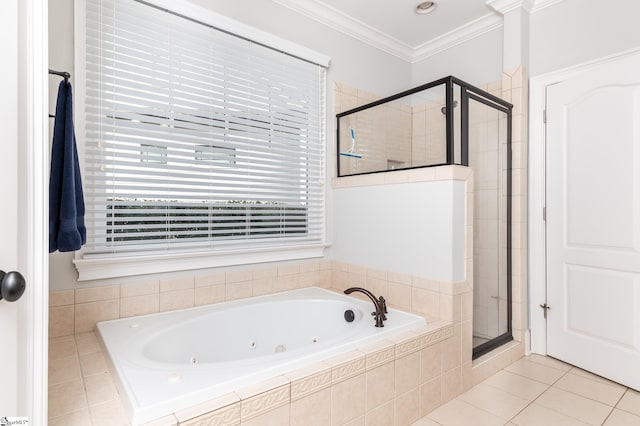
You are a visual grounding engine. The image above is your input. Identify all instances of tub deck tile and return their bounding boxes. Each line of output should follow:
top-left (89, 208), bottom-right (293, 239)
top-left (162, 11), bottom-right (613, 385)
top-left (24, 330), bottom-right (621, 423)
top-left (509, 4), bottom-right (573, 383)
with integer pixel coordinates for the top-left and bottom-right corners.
top-left (140, 414), bottom-right (178, 426)
top-left (359, 339), bottom-right (396, 370)
top-left (235, 375), bottom-right (290, 401)
top-left (239, 383), bottom-right (290, 421)
top-left (289, 368), bottom-right (332, 401)
top-left (388, 330), bottom-right (421, 357)
top-left (325, 350), bottom-right (366, 384)
top-left (174, 392), bottom-right (240, 424)
top-left (179, 402), bottom-right (241, 426)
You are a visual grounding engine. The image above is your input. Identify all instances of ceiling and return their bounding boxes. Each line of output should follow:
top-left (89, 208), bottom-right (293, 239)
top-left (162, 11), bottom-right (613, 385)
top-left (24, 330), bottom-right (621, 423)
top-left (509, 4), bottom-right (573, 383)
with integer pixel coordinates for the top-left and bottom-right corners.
top-left (272, 0), bottom-right (558, 62)
top-left (316, 0), bottom-right (496, 48)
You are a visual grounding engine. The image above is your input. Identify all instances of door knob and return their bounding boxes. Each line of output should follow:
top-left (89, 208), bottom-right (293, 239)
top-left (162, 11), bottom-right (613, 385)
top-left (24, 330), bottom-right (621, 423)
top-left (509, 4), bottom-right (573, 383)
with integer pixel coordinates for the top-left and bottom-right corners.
top-left (0, 270), bottom-right (26, 302)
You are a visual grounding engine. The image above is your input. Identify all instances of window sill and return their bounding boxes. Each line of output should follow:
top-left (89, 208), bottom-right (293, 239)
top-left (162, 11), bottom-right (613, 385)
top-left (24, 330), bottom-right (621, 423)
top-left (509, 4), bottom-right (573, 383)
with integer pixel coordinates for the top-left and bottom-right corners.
top-left (73, 244), bottom-right (330, 281)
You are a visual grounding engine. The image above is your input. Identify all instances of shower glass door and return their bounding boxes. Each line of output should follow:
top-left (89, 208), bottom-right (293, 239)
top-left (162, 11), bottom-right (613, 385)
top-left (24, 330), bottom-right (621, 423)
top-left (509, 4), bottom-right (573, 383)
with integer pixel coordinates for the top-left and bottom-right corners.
top-left (466, 89), bottom-right (512, 359)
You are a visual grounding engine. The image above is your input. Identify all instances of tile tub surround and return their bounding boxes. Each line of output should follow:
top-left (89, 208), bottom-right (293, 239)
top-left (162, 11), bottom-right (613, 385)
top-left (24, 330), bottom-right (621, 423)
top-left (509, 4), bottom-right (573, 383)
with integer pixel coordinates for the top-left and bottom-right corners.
top-left (49, 322), bottom-right (456, 425)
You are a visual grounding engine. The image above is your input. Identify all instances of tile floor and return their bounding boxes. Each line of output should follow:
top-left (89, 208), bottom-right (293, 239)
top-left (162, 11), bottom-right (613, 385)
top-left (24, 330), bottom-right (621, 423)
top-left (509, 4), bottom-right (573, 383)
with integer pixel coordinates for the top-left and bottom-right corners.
top-left (50, 333), bottom-right (640, 426)
top-left (412, 355), bottom-right (640, 426)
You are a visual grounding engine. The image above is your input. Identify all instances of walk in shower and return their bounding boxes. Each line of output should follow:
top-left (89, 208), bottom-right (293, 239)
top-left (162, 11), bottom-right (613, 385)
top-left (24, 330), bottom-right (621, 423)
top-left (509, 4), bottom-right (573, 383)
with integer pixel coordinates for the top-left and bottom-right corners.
top-left (336, 76), bottom-right (513, 358)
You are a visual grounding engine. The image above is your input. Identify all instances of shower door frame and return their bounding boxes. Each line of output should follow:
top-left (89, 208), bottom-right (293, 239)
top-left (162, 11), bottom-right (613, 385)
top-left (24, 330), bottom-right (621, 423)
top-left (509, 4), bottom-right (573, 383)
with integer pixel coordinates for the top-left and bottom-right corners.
top-left (460, 83), bottom-right (514, 360)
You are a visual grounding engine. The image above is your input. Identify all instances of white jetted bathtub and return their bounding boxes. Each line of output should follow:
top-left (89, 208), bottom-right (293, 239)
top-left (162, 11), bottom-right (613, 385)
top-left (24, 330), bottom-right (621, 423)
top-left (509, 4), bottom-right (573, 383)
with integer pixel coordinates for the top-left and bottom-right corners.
top-left (97, 287), bottom-right (426, 425)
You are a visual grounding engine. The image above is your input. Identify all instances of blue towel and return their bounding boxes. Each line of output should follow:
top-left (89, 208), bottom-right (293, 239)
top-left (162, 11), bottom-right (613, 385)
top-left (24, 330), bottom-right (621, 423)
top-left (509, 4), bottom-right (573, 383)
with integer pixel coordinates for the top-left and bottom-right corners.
top-left (49, 81), bottom-right (86, 253)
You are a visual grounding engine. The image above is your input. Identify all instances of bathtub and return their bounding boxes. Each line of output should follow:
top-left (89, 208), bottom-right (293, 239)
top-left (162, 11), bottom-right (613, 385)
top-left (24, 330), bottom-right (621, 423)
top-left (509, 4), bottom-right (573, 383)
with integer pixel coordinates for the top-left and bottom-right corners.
top-left (97, 287), bottom-right (426, 425)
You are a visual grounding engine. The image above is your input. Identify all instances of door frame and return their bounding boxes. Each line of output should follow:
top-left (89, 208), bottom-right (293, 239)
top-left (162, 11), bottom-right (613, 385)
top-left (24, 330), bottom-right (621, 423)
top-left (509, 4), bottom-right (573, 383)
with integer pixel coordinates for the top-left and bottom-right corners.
top-left (528, 47), bottom-right (640, 355)
top-left (17, 0), bottom-right (49, 422)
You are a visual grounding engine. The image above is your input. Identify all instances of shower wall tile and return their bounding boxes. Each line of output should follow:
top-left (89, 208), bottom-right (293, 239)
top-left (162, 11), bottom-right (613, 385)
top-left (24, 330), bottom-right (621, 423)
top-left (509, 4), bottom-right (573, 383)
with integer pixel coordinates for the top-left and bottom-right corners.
top-left (226, 270), bottom-right (252, 284)
top-left (50, 289), bottom-right (74, 307)
top-left (159, 276), bottom-right (193, 292)
top-left (226, 281), bottom-right (253, 301)
top-left (120, 293), bottom-right (159, 318)
top-left (194, 272), bottom-right (225, 287)
top-left (159, 288), bottom-right (193, 312)
top-left (388, 282), bottom-right (412, 311)
top-left (194, 284), bottom-right (225, 305)
top-left (278, 264), bottom-right (300, 276)
top-left (120, 280), bottom-right (159, 298)
top-left (49, 304), bottom-right (75, 338)
top-left (74, 299), bottom-right (119, 334)
top-left (75, 285), bottom-right (120, 304)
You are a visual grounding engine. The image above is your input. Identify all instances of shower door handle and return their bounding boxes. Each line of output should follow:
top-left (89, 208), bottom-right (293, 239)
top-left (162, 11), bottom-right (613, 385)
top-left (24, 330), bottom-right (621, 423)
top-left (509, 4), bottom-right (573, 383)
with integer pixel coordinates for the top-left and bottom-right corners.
top-left (0, 270), bottom-right (26, 302)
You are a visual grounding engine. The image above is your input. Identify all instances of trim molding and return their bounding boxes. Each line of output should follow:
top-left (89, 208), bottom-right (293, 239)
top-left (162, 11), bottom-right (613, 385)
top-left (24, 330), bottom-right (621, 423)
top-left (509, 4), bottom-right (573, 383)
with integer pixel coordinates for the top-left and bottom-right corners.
top-left (413, 13), bottom-right (503, 63)
top-left (272, 0), bottom-right (414, 62)
top-left (530, 0), bottom-right (566, 13)
top-left (274, 0), bottom-right (567, 64)
top-left (74, 244), bottom-right (329, 281)
top-left (19, 0), bottom-right (49, 423)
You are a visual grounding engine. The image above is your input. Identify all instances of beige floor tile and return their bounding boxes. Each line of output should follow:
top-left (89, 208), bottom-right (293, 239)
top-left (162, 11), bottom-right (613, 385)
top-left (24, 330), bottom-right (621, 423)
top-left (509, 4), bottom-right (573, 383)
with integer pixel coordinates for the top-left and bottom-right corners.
top-left (482, 370), bottom-right (549, 401)
top-left (80, 350), bottom-right (109, 377)
top-left (512, 403), bottom-right (588, 426)
top-left (554, 372), bottom-right (626, 406)
top-left (90, 398), bottom-right (130, 426)
top-left (48, 408), bottom-right (92, 426)
top-left (84, 371), bottom-right (120, 406)
top-left (411, 417), bottom-right (442, 426)
top-left (458, 381), bottom-right (529, 420)
top-left (75, 332), bottom-right (101, 355)
top-left (604, 409), bottom-right (640, 426)
top-left (617, 389), bottom-right (640, 417)
top-left (526, 354), bottom-right (572, 372)
top-left (48, 354), bottom-right (81, 386)
top-left (48, 379), bottom-right (88, 419)
top-left (505, 358), bottom-right (566, 385)
top-left (49, 335), bottom-right (77, 360)
top-left (427, 399), bottom-right (504, 426)
top-left (535, 387), bottom-right (613, 425)
top-left (569, 367), bottom-right (624, 386)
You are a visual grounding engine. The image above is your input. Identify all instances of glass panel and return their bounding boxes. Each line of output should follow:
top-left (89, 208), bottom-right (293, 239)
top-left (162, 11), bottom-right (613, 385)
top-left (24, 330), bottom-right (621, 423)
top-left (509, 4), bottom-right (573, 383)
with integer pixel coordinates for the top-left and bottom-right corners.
top-left (337, 83), bottom-right (447, 176)
top-left (469, 97), bottom-right (510, 351)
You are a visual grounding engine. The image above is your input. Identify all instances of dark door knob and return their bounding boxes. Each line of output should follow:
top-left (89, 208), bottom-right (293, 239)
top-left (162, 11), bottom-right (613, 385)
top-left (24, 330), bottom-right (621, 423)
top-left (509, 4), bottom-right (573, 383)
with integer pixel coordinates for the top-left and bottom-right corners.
top-left (0, 270), bottom-right (26, 302)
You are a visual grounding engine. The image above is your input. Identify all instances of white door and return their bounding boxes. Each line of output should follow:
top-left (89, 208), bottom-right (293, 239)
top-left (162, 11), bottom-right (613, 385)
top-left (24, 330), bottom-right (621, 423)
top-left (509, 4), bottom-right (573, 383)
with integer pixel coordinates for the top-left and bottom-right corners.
top-left (546, 52), bottom-right (640, 389)
top-left (0, 0), bottom-right (22, 415)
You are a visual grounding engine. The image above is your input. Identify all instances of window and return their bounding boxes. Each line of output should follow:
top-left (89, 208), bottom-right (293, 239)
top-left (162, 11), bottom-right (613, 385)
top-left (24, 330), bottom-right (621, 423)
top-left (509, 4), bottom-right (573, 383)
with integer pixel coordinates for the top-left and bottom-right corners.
top-left (77, 0), bottom-right (327, 279)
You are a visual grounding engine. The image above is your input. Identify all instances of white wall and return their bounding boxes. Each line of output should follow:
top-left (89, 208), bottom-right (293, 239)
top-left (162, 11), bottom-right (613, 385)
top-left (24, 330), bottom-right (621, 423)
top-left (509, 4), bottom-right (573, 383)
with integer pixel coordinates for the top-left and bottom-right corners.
top-left (333, 181), bottom-right (466, 282)
top-left (411, 28), bottom-right (504, 87)
top-left (530, 0), bottom-right (640, 76)
top-left (48, 0), bottom-right (414, 290)
top-left (49, 0), bottom-right (82, 289)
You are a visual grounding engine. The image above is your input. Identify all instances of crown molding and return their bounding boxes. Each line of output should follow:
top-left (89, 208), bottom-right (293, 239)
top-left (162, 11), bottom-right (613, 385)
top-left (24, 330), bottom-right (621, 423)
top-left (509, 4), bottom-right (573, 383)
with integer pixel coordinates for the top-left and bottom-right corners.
top-left (486, 0), bottom-right (535, 14)
top-left (273, 0), bottom-right (565, 64)
top-left (529, 0), bottom-right (566, 13)
top-left (272, 0), bottom-right (414, 62)
top-left (412, 13), bottom-right (503, 63)
top-left (486, 0), bottom-right (565, 14)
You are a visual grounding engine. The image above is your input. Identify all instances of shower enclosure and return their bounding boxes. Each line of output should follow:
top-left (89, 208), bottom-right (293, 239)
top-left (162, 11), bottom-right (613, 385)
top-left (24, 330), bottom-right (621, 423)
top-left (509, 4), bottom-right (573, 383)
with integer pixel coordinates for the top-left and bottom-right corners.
top-left (336, 76), bottom-right (513, 358)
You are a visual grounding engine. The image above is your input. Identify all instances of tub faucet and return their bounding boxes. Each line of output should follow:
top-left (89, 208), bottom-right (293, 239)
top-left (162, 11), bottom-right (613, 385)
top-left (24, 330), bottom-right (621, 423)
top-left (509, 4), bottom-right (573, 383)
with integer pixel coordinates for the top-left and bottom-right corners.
top-left (344, 287), bottom-right (386, 327)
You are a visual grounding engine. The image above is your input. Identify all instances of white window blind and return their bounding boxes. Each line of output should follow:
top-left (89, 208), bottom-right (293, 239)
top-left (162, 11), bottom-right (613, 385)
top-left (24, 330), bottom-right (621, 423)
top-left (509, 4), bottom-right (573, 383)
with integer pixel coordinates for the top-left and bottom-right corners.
top-left (83, 0), bottom-right (326, 258)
